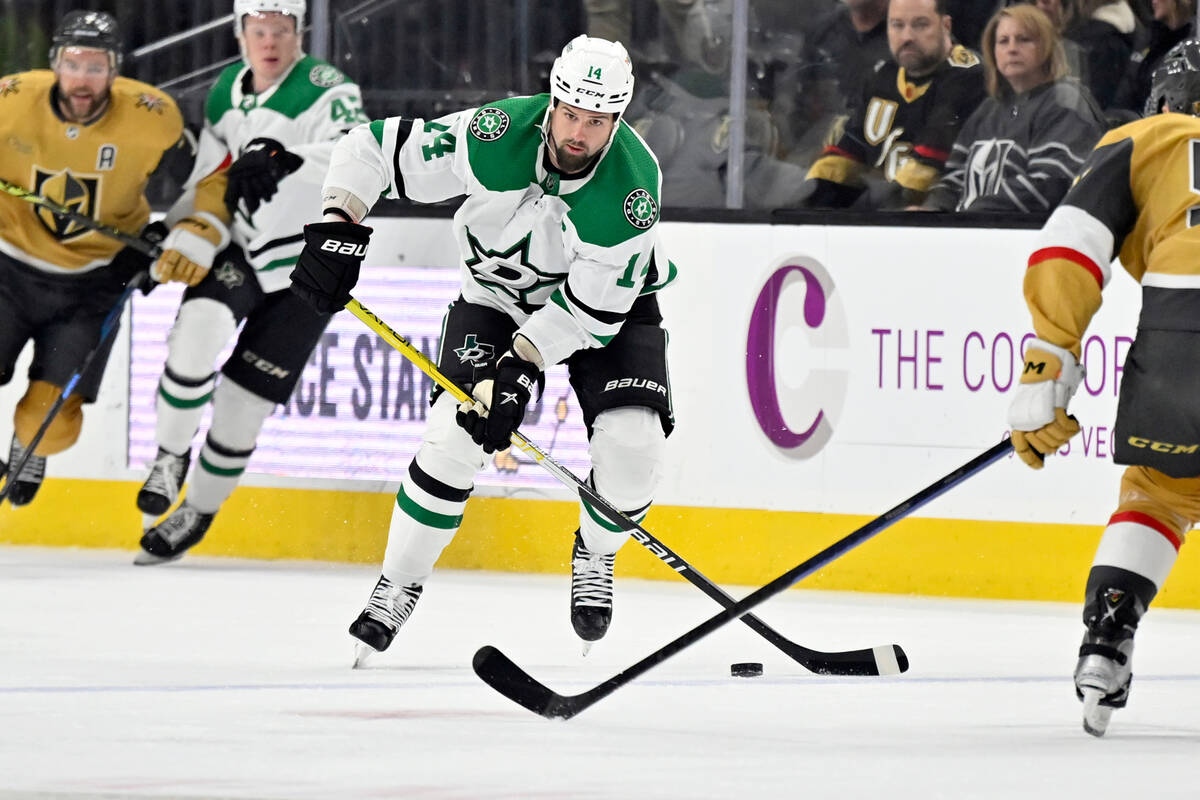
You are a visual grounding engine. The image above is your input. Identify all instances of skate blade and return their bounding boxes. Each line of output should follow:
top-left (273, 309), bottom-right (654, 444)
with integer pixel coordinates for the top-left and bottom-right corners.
top-left (580, 640), bottom-right (594, 657)
top-left (133, 548), bottom-right (181, 566)
top-left (352, 642), bottom-right (378, 669)
top-left (1081, 688), bottom-right (1112, 737)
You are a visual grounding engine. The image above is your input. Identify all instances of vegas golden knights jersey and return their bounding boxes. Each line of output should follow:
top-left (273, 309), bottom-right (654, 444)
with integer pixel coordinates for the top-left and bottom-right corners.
top-left (1024, 113), bottom-right (1200, 355)
top-left (805, 45), bottom-right (985, 207)
top-left (0, 70), bottom-right (183, 274)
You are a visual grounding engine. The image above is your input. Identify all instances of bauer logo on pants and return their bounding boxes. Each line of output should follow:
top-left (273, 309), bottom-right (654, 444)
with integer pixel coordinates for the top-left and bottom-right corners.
top-left (745, 255), bottom-right (848, 459)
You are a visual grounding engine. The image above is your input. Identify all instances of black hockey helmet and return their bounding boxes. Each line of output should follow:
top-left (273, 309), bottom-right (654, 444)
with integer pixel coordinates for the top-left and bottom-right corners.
top-left (49, 10), bottom-right (122, 70)
top-left (1145, 40), bottom-right (1200, 117)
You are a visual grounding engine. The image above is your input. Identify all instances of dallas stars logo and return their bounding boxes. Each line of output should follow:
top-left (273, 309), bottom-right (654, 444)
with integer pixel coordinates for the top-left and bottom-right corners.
top-left (623, 188), bottom-right (657, 230)
top-left (454, 334), bottom-right (494, 366)
top-left (0, 76), bottom-right (20, 97)
top-left (463, 228), bottom-right (561, 314)
top-left (470, 107), bottom-right (510, 142)
top-left (214, 260), bottom-right (244, 289)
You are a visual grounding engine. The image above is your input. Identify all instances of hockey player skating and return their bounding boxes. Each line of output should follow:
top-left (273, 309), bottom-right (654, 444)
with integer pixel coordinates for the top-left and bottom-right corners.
top-left (0, 11), bottom-right (185, 506)
top-left (1007, 40), bottom-right (1200, 736)
top-left (289, 35), bottom-right (675, 664)
top-left (134, 0), bottom-right (368, 564)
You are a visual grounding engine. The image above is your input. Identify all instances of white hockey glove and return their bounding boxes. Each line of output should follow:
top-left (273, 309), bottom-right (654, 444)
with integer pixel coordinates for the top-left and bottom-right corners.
top-left (1007, 338), bottom-right (1084, 470)
top-left (151, 213), bottom-right (229, 287)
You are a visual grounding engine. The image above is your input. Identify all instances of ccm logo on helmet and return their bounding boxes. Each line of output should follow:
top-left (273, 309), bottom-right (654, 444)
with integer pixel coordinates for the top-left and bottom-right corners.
top-left (320, 239), bottom-right (368, 256)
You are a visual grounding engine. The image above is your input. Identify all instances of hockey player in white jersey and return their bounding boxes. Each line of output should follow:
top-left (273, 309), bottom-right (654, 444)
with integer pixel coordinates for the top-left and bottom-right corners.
top-left (289, 35), bottom-right (676, 663)
top-left (135, 0), bottom-right (368, 564)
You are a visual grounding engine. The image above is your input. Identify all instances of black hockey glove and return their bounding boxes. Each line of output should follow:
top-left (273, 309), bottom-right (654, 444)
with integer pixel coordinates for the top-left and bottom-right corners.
top-left (107, 220), bottom-right (169, 295)
top-left (456, 351), bottom-right (544, 453)
top-left (289, 221), bottom-right (373, 313)
top-left (224, 137), bottom-right (304, 216)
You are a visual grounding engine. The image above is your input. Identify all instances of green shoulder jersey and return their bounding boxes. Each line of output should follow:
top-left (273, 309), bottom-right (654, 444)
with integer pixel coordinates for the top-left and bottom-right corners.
top-left (325, 93), bottom-right (674, 366)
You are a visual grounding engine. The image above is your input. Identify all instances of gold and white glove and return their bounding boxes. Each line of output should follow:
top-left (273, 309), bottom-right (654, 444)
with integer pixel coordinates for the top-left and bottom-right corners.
top-left (1007, 338), bottom-right (1084, 469)
top-left (151, 212), bottom-right (229, 286)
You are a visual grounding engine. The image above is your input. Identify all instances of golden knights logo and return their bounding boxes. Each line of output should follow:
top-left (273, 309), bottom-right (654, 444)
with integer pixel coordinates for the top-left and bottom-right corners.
top-left (0, 76), bottom-right (19, 97)
top-left (136, 93), bottom-right (166, 114)
top-left (32, 168), bottom-right (99, 241)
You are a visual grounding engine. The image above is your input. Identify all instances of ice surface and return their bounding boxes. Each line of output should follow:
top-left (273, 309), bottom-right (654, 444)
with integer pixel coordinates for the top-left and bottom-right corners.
top-left (1, 545), bottom-right (1198, 799)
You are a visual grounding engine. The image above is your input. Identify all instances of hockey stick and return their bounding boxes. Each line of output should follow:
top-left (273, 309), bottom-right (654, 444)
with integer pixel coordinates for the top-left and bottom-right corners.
top-left (0, 178), bottom-right (161, 257)
top-left (0, 179), bottom-right (162, 506)
top-left (347, 296), bottom-right (907, 676)
top-left (0, 271), bottom-right (151, 506)
top-left (473, 439), bottom-right (1013, 719)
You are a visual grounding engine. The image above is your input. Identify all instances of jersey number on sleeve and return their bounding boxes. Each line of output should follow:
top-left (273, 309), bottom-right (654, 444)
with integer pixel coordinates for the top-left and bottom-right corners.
top-left (421, 121), bottom-right (457, 161)
top-left (330, 98), bottom-right (368, 125)
top-left (615, 252), bottom-right (648, 289)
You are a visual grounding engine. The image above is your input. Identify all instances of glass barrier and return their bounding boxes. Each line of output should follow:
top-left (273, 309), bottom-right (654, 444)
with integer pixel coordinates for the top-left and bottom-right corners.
top-left (0, 0), bottom-right (1188, 213)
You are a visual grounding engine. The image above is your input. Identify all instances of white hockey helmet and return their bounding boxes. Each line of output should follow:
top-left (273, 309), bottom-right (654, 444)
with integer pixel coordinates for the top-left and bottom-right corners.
top-left (233, 0), bottom-right (306, 35)
top-left (549, 35), bottom-right (635, 117)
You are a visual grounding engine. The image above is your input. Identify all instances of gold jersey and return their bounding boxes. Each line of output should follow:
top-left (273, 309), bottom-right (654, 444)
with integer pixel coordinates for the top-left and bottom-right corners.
top-left (0, 70), bottom-right (183, 274)
top-left (1024, 113), bottom-right (1200, 355)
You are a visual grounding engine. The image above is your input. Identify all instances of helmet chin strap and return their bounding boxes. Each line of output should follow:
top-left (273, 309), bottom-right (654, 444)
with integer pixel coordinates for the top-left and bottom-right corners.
top-left (540, 100), bottom-right (621, 175)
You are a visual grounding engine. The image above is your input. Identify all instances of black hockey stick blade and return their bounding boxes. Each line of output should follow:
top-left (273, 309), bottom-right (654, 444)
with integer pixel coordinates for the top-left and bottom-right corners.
top-left (474, 440), bottom-right (1011, 719)
top-left (788, 642), bottom-right (908, 676)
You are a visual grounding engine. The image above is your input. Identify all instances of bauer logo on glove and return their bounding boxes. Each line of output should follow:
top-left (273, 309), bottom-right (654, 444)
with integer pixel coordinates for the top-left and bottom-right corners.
top-left (319, 238), bottom-right (369, 256)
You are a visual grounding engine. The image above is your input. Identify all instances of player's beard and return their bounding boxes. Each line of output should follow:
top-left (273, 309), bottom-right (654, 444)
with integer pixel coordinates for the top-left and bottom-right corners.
top-left (62, 89), bottom-right (108, 122)
top-left (549, 130), bottom-right (596, 174)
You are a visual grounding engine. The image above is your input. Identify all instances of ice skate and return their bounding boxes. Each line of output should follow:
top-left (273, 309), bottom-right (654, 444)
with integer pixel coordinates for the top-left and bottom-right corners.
top-left (134, 504), bottom-right (214, 565)
top-left (348, 576), bottom-right (423, 668)
top-left (137, 446), bottom-right (189, 516)
top-left (570, 530), bottom-right (615, 655)
top-left (4, 434), bottom-right (46, 507)
top-left (1074, 631), bottom-right (1134, 737)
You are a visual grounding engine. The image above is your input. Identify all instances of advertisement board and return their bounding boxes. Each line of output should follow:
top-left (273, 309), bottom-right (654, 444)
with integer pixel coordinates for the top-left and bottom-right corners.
top-left (128, 265), bottom-right (593, 492)
top-left (653, 221), bottom-right (1142, 526)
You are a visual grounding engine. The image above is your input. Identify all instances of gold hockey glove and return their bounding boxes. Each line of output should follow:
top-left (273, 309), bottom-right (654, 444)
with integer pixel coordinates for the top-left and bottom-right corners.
top-left (152, 213), bottom-right (229, 287)
top-left (1007, 339), bottom-right (1083, 469)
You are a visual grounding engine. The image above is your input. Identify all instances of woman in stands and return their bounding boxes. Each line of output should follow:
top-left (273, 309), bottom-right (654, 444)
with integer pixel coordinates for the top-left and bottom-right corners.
top-left (919, 3), bottom-right (1106, 215)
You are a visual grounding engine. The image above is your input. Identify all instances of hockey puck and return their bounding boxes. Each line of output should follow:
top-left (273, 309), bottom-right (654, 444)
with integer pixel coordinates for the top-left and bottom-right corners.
top-left (730, 662), bottom-right (763, 678)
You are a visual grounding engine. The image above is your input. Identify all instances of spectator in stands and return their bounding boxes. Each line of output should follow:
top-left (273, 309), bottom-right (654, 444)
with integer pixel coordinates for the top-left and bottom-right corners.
top-left (947, 0), bottom-right (1006, 49)
top-left (802, 0), bottom-right (891, 115)
top-left (777, 0), bottom-right (890, 169)
top-left (920, 4), bottom-right (1106, 214)
top-left (1035, 0), bottom-right (1137, 108)
top-left (584, 0), bottom-right (725, 73)
top-left (1113, 0), bottom-right (1195, 110)
top-left (803, 0), bottom-right (987, 209)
